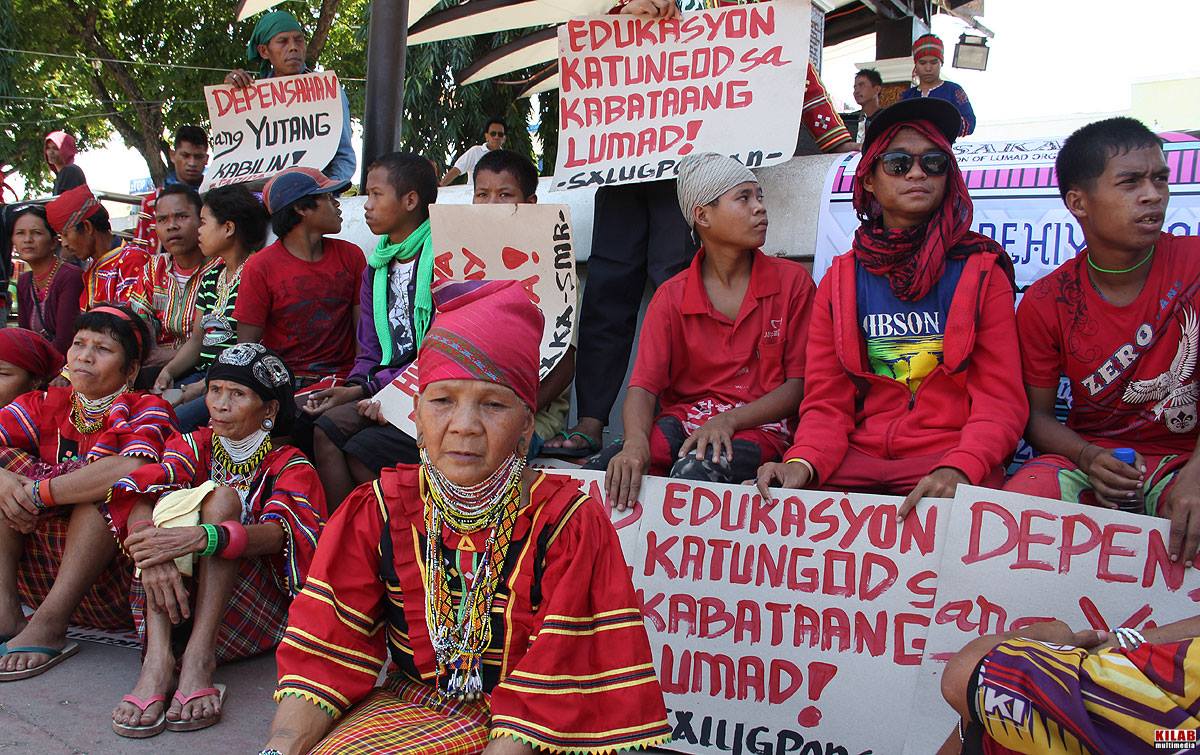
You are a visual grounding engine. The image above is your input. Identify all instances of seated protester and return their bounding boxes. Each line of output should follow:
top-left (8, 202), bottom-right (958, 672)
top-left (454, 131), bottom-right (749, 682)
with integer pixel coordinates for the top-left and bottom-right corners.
top-left (1004, 117), bottom-right (1200, 562)
top-left (439, 117), bottom-right (507, 186)
top-left (0, 305), bottom-right (173, 680)
top-left (473, 149), bottom-right (578, 458)
top-left (588, 153), bottom-right (814, 507)
top-left (755, 99), bottom-right (1027, 517)
top-left (938, 616), bottom-right (1200, 754)
top-left (129, 184), bottom-right (222, 371)
top-left (309, 153), bottom-right (435, 507)
top-left (233, 167), bottom-right (365, 450)
top-left (109, 343), bottom-right (325, 738)
top-left (129, 125), bottom-right (209, 256)
top-left (0, 329), bottom-right (64, 406)
top-left (44, 131), bottom-right (86, 196)
top-left (45, 185), bottom-right (151, 310)
top-left (262, 281), bottom-right (670, 755)
top-left (224, 11), bottom-right (355, 183)
top-left (12, 204), bottom-right (83, 355)
top-left (901, 34), bottom-right (976, 137)
top-left (155, 185), bottom-right (268, 432)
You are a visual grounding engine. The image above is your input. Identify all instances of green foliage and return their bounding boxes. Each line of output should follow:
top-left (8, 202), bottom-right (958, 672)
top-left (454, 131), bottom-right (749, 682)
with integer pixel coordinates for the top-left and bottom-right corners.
top-left (2, 0), bottom-right (558, 197)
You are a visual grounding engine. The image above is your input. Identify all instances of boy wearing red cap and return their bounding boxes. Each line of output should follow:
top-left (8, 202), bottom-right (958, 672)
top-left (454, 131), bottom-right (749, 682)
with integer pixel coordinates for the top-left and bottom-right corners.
top-left (45, 185), bottom-right (151, 311)
top-left (1005, 117), bottom-right (1200, 564)
top-left (900, 33), bottom-right (976, 137)
top-left (756, 98), bottom-right (1025, 517)
top-left (233, 168), bottom-right (366, 434)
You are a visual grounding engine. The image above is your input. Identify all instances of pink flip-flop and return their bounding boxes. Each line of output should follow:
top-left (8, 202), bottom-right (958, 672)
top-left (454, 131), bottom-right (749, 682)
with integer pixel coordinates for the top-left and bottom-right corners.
top-left (112, 693), bottom-right (168, 738)
top-left (165, 683), bottom-right (227, 732)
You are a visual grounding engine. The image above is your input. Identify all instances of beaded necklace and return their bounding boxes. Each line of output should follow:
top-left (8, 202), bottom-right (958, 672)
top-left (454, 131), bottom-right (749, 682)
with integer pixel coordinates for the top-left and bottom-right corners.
top-left (420, 449), bottom-right (526, 700)
top-left (211, 428), bottom-right (272, 491)
top-left (213, 262), bottom-right (242, 314)
top-left (69, 387), bottom-right (124, 434)
top-left (32, 258), bottom-right (62, 299)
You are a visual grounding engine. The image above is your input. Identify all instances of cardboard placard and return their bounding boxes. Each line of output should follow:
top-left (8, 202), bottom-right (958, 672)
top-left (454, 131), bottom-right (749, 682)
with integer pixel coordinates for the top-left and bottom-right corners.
top-left (903, 486), bottom-right (1200, 754)
top-left (542, 470), bottom-right (951, 754)
top-left (201, 70), bottom-right (344, 191)
top-left (552, 0), bottom-right (808, 190)
top-left (374, 203), bottom-right (578, 437)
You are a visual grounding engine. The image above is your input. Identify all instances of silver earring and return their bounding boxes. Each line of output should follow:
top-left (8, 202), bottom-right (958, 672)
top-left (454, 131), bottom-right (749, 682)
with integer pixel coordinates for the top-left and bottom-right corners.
top-left (262, 418), bottom-right (274, 431)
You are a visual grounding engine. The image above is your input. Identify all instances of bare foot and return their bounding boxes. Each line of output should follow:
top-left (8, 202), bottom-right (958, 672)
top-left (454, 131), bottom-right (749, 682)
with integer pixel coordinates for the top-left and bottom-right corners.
top-left (112, 653), bottom-right (175, 727)
top-left (543, 417), bottom-right (603, 451)
top-left (168, 653), bottom-right (220, 724)
top-left (0, 620), bottom-right (66, 672)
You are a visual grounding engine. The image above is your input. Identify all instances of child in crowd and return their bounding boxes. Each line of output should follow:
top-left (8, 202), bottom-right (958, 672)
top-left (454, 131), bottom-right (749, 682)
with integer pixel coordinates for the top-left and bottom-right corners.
top-left (155, 185), bottom-right (269, 431)
top-left (472, 149), bottom-right (577, 458)
top-left (755, 98), bottom-right (1026, 518)
top-left (589, 152), bottom-right (815, 509)
top-left (233, 167), bottom-right (364, 450)
top-left (311, 153), bottom-right (436, 507)
top-left (1005, 117), bottom-right (1200, 564)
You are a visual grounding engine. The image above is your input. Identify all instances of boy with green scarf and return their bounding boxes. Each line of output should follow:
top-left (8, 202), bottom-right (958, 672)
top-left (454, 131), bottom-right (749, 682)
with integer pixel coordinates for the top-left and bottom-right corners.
top-left (312, 153), bottom-right (436, 508)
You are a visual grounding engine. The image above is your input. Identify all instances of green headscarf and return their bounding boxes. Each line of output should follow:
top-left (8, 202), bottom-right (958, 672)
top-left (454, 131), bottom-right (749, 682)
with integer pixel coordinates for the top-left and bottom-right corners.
top-left (368, 219), bottom-right (434, 365)
top-left (246, 10), bottom-right (304, 77)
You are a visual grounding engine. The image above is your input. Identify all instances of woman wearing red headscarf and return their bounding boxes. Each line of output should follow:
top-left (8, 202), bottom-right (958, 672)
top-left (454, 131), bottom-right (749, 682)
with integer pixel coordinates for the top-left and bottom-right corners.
top-left (0, 329), bottom-right (64, 406)
top-left (261, 280), bottom-right (669, 755)
top-left (756, 98), bottom-right (1026, 518)
top-left (44, 131), bottom-right (86, 196)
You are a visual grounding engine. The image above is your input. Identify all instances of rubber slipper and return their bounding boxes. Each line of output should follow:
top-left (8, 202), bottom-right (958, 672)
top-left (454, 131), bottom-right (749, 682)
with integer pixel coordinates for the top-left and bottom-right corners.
top-left (165, 683), bottom-right (227, 732)
top-left (540, 430), bottom-right (601, 459)
top-left (0, 641), bottom-right (80, 682)
top-left (112, 693), bottom-right (168, 738)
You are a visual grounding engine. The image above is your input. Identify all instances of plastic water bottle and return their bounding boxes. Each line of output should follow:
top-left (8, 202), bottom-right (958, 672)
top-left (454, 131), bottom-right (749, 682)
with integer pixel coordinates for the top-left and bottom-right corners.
top-left (1112, 447), bottom-right (1144, 514)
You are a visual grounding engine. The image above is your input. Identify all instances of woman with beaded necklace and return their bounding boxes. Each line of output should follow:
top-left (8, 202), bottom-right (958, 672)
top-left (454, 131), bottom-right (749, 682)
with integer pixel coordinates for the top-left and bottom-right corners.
top-left (12, 204), bottom-right (84, 356)
top-left (109, 342), bottom-right (325, 738)
top-left (155, 185), bottom-right (269, 432)
top-left (262, 281), bottom-right (670, 755)
top-left (0, 304), bottom-right (173, 681)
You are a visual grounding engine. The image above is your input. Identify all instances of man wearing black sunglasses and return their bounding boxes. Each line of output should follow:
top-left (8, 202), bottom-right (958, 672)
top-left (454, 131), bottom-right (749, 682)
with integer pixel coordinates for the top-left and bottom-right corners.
top-left (756, 97), bottom-right (1025, 520)
top-left (439, 118), bottom-right (508, 187)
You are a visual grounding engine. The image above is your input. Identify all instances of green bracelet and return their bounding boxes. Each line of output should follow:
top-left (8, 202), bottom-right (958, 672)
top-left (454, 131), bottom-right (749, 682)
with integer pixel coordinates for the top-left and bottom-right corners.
top-left (200, 523), bottom-right (220, 557)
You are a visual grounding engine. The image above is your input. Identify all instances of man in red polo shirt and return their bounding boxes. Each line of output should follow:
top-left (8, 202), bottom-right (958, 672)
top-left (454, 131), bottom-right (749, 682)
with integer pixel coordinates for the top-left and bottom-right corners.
top-left (587, 152), bottom-right (815, 509)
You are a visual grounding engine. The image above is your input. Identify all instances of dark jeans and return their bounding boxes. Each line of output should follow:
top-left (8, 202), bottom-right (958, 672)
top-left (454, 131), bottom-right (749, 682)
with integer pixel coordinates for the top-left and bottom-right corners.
top-left (576, 180), bottom-right (697, 425)
top-left (584, 415), bottom-right (763, 484)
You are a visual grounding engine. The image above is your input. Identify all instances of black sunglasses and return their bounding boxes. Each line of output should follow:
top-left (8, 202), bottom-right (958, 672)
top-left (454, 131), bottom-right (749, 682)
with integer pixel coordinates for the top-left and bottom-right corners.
top-left (487, 130), bottom-right (506, 137)
top-left (878, 150), bottom-right (951, 177)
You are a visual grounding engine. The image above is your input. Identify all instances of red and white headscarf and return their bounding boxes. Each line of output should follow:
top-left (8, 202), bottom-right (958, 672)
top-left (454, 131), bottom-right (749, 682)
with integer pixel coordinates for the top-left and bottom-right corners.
top-left (44, 131), bottom-right (78, 172)
top-left (45, 184), bottom-right (101, 233)
top-left (913, 33), bottom-right (944, 61)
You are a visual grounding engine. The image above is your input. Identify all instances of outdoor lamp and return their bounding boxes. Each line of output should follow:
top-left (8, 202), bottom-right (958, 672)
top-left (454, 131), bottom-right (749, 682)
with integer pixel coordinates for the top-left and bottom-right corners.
top-left (952, 33), bottom-right (990, 71)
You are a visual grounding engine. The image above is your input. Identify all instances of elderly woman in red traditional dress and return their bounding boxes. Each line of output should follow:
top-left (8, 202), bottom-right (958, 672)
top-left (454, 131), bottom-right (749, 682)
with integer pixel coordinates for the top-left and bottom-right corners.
top-left (260, 280), bottom-right (671, 755)
top-left (0, 304), bottom-right (173, 680)
top-left (109, 343), bottom-right (325, 738)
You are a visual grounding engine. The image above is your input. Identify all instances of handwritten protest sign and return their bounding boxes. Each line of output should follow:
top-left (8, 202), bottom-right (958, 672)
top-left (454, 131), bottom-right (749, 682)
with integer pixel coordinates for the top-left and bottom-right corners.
top-left (552, 0), bottom-right (807, 190)
top-left (201, 70), bottom-right (344, 191)
top-left (374, 204), bottom-right (578, 437)
top-left (904, 486), bottom-right (1200, 754)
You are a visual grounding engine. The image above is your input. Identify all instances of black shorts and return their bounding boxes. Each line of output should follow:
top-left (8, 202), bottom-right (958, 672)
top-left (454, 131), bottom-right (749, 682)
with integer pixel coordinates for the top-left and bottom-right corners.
top-left (315, 402), bottom-right (419, 474)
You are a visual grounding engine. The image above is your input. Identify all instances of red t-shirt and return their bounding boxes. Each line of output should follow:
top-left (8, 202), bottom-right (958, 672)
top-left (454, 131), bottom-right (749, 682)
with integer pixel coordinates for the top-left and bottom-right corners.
top-left (233, 238), bottom-right (366, 380)
top-left (629, 249), bottom-right (816, 451)
top-left (1018, 233), bottom-right (1200, 455)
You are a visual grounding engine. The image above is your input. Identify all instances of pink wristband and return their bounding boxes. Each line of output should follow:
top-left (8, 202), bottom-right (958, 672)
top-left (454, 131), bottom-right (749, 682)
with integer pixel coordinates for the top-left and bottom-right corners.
top-left (219, 520), bottom-right (248, 560)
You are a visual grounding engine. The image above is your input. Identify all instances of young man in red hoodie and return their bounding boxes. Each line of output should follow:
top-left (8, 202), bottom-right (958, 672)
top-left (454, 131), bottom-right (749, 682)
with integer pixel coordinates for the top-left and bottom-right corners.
top-left (1005, 117), bottom-right (1200, 564)
top-left (756, 98), bottom-right (1027, 517)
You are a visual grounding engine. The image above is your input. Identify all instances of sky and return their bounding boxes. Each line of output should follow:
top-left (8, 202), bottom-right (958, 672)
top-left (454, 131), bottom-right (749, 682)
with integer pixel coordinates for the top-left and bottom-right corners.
top-left (16, 0), bottom-right (1200, 202)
